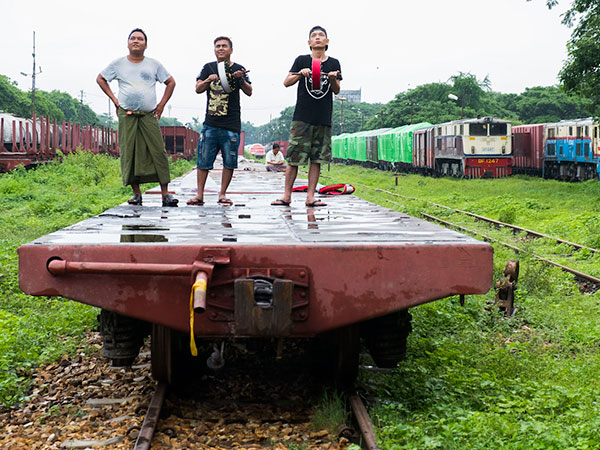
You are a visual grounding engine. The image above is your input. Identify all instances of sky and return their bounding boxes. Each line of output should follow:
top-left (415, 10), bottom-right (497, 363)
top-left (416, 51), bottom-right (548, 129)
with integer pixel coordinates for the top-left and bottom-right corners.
top-left (1, 0), bottom-right (572, 127)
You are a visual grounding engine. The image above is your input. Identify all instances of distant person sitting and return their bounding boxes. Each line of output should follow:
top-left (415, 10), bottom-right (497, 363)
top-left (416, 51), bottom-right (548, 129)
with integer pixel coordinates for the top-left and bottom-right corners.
top-left (265, 143), bottom-right (286, 172)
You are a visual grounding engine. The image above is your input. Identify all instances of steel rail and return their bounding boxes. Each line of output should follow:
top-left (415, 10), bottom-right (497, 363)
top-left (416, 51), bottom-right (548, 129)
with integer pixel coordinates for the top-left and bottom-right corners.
top-left (133, 382), bottom-right (168, 450)
top-left (350, 182), bottom-right (599, 255)
top-left (378, 185), bottom-right (597, 252)
top-left (420, 211), bottom-right (600, 287)
top-left (348, 391), bottom-right (380, 450)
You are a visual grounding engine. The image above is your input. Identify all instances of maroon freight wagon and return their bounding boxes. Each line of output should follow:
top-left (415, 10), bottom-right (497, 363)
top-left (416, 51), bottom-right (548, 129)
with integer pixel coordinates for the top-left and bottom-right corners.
top-left (413, 126), bottom-right (435, 175)
top-left (160, 126), bottom-right (200, 161)
top-left (18, 166), bottom-right (493, 383)
top-left (512, 124), bottom-right (545, 176)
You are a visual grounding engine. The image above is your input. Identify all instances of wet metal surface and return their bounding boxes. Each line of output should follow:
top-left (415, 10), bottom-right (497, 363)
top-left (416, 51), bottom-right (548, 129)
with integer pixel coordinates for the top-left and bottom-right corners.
top-left (29, 165), bottom-right (479, 246)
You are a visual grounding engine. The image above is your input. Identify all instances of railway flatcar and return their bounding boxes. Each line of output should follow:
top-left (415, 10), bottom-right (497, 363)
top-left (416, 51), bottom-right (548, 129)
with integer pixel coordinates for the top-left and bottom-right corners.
top-left (543, 118), bottom-right (600, 181)
top-left (18, 164), bottom-right (493, 384)
top-left (432, 117), bottom-right (512, 178)
top-left (511, 123), bottom-right (545, 176)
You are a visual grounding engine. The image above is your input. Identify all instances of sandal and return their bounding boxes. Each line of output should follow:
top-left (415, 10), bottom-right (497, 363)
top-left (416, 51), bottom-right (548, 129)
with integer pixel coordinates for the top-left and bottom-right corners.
top-left (271, 199), bottom-right (291, 206)
top-left (187, 197), bottom-right (205, 206)
top-left (305, 200), bottom-right (327, 207)
top-left (162, 194), bottom-right (179, 207)
top-left (127, 194), bottom-right (142, 205)
top-left (217, 198), bottom-right (233, 206)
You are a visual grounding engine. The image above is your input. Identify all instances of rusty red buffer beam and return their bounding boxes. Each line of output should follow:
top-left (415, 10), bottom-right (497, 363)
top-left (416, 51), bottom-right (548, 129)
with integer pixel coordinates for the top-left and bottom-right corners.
top-left (19, 169), bottom-right (494, 338)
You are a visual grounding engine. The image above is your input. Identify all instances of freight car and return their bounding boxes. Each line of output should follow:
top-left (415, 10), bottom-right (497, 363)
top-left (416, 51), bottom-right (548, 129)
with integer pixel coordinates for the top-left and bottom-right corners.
top-left (333, 116), bottom-right (512, 178)
top-left (0, 112), bottom-right (119, 172)
top-left (18, 165), bottom-right (493, 384)
top-left (512, 118), bottom-right (600, 181)
top-left (160, 125), bottom-right (199, 161)
top-left (511, 123), bottom-right (545, 177)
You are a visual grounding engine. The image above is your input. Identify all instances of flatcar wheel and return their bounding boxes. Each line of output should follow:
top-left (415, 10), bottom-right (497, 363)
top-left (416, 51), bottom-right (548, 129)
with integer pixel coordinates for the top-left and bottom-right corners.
top-left (333, 324), bottom-right (360, 387)
top-left (317, 324), bottom-right (360, 387)
top-left (151, 324), bottom-right (178, 384)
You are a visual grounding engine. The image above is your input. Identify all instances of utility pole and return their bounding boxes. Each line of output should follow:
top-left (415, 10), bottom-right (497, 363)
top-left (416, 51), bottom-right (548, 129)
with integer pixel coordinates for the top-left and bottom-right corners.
top-left (79, 90), bottom-right (85, 123)
top-left (20, 31), bottom-right (42, 119)
top-left (337, 97), bottom-right (347, 134)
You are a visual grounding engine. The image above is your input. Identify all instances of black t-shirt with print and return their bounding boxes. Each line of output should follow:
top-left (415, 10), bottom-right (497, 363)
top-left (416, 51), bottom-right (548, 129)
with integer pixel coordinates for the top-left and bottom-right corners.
top-left (290, 55), bottom-right (341, 127)
top-left (198, 61), bottom-right (250, 133)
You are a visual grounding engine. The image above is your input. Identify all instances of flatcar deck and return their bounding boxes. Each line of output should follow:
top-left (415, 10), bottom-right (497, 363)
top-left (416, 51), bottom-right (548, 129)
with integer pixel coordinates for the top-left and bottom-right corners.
top-left (19, 160), bottom-right (493, 337)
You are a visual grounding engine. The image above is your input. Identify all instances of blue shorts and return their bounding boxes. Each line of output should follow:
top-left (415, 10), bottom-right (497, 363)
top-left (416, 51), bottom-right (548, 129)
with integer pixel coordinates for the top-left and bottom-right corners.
top-left (196, 125), bottom-right (239, 170)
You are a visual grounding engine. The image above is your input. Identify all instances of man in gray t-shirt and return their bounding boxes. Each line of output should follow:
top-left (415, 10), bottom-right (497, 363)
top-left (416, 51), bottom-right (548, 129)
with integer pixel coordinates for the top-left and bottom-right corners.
top-left (97, 28), bottom-right (178, 207)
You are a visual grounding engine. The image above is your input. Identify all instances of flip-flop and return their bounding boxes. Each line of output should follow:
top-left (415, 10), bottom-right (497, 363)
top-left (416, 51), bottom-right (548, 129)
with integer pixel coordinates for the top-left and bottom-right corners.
top-left (305, 200), bottom-right (327, 207)
top-left (218, 198), bottom-right (233, 206)
top-left (271, 199), bottom-right (291, 206)
top-left (127, 194), bottom-right (142, 205)
top-left (187, 197), bottom-right (205, 206)
top-left (162, 194), bottom-right (179, 207)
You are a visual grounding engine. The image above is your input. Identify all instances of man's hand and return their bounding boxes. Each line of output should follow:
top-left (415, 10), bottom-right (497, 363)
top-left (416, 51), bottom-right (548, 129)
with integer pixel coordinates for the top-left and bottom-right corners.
top-left (153, 103), bottom-right (165, 120)
top-left (300, 68), bottom-right (311, 78)
top-left (328, 70), bottom-right (341, 80)
top-left (232, 69), bottom-right (248, 79)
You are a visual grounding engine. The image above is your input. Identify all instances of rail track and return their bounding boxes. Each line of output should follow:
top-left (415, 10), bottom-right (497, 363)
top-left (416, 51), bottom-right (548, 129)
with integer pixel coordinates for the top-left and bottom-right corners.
top-left (340, 180), bottom-right (600, 292)
top-left (0, 331), bottom-right (381, 449)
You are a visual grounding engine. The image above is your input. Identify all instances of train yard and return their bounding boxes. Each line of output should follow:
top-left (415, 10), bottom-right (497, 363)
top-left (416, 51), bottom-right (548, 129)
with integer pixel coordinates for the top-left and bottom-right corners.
top-left (3, 153), bottom-right (600, 448)
top-left (343, 180), bottom-right (600, 293)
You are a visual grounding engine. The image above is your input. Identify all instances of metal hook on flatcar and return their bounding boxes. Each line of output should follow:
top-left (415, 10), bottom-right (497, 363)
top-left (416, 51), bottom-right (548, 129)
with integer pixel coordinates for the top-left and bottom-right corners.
top-left (207, 341), bottom-right (225, 370)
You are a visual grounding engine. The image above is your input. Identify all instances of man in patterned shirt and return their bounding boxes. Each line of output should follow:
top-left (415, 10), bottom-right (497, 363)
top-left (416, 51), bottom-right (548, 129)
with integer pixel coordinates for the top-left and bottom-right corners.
top-left (187, 36), bottom-right (252, 206)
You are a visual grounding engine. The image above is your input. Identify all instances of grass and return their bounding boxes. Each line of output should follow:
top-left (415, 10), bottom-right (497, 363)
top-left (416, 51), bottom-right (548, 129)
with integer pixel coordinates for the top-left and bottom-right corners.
top-left (318, 164), bottom-right (600, 449)
top-left (311, 391), bottom-right (349, 434)
top-left (0, 151), bottom-right (194, 407)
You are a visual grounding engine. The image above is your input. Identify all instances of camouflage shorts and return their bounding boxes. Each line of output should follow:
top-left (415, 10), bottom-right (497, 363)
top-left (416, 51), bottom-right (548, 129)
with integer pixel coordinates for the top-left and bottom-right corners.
top-left (286, 121), bottom-right (332, 166)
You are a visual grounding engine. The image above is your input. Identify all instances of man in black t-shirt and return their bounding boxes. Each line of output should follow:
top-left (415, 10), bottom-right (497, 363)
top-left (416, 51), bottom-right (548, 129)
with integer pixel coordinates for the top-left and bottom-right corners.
top-left (272, 26), bottom-right (341, 208)
top-left (188, 36), bottom-right (252, 206)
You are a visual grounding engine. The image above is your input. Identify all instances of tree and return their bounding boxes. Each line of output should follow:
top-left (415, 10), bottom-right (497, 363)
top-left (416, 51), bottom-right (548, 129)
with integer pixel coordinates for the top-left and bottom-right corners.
top-left (450, 72), bottom-right (490, 118)
top-left (0, 75), bottom-right (30, 117)
top-left (158, 117), bottom-right (183, 126)
top-left (0, 75), bottom-right (101, 124)
top-left (514, 86), bottom-right (591, 123)
top-left (558, 0), bottom-right (600, 116)
top-left (534, 0), bottom-right (600, 116)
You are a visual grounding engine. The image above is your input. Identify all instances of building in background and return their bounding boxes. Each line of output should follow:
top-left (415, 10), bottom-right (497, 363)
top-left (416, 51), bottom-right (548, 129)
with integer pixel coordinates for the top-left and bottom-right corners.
top-left (335, 89), bottom-right (361, 103)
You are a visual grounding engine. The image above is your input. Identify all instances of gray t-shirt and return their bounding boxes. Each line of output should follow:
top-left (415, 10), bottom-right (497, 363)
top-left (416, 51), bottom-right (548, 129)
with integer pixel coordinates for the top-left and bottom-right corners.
top-left (101, 56), bottom-right (171, 112)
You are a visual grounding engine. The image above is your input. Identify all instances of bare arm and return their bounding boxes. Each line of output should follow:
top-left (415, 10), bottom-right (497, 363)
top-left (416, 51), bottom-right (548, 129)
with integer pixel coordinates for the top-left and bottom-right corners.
top-left (328, 71), bottom-right (341, 95)
top-left (153, 76), bottom-right (176, 119)
top-left (96, 74), bottom-right (120, 114)
top-left (284, 68), bottom-right (311, 87)
top-left (196, 74), bottom-right (218, 94)
top-left (232, 70), bottom-right (252, 96)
